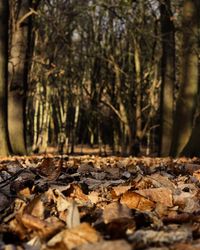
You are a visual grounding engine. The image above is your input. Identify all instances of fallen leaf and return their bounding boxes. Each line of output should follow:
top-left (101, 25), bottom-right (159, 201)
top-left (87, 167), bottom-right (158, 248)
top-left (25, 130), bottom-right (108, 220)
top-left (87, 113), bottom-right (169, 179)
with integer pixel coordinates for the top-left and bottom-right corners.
top-left (67, 184), bottom-right (89, 202)
top-left (74, 240), bottom-right (132, 250)
top-left (9, 216), bottom-right (28, 240)
top-left (136, 188), bottom-right (173, 207)
top-left (24, 195), bottom-right (45, 219)
top-left (36, 157), bottom-right (62, 181)
top-left (130, 227), bottom-right (192, 248)
top-left (111, 185), bottom-right (132, 197)
top-left (184, 163), bottom-right (200, 174)
top-left (54, 189), bottom-right (72, 212)
top-left (47, 223), bottom-right (101, 249)
top-left (77, 163), bottom-right (95, 174)
top-left (173, 192), bottom-right (200, 213)
top-left (0, 192), bottom-right (9, 212)
top-left (25, 236), bottom-right (42, 250)
top-left (104, 166), bottom-right (121, 179)
top-left (66, 200), bottom-right (80, 229)
top-left (172, 243), bottom-right (200, 250)
top-left (193, 169), bottom-right (200, 181)
top-left (87, 191), bottom-right (99, 204)
top-left (120, 191), bottom-right (155, 211)
top-left (103, 202), bottom-right (132, 224)
top-left (149, 174), bottom-right (176, 190)
top-left (20, 213), bottom-right (64, 240)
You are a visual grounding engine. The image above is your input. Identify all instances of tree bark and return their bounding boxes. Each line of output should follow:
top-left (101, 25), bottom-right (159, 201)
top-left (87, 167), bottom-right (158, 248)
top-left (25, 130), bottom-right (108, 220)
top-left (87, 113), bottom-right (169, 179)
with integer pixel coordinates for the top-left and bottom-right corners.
top-left (159, 0), bottom-right (175, 156)
top-left (170, 0), bottom-right (199, 157)
top-left (134, 38), bottom-right (142, 140)
top-left (0, 1), bottom-right (10, 156)
top-left (8, 0), bottom-right (32, 155)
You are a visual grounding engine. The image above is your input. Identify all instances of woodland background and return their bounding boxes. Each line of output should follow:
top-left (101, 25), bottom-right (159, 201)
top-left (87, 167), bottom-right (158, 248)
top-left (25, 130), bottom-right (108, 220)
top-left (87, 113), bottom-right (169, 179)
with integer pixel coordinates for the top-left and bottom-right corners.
top-left (0, 0), bottom-right (200, 157)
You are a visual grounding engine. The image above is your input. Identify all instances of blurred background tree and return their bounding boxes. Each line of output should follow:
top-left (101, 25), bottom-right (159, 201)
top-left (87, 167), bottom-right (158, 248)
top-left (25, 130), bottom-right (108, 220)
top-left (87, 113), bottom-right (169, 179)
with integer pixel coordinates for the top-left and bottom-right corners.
top-left (0, 0), bottom-right (200, 157)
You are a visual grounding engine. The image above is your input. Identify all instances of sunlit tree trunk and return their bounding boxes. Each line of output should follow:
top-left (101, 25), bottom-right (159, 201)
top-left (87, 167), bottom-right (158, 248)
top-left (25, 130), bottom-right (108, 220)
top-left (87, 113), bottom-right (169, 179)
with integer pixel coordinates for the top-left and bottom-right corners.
top-left (159, 0), bottom-right (175, 156)
top-left (56, 88), bottom-right (68, 154)
top-left (8, 0), bottom-right (32, 155)
top-left (134, 38), bottom-right (142, 140)
top-left (0, 1), bottom-right (10, 156)
top-left (38, 84), bottom-right (51, 153)
top-left (71, 97), bottom-right (80, 154)
top-left (180, 1), bottom-right (200, 157)
top-left (170, 0), bottom-right (199, 157)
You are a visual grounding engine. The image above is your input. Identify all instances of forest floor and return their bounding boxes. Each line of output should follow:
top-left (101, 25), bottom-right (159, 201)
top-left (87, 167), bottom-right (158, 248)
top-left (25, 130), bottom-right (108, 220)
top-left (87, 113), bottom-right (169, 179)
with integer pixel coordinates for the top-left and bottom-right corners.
top-left (1, 154), bottom-right (200, 249)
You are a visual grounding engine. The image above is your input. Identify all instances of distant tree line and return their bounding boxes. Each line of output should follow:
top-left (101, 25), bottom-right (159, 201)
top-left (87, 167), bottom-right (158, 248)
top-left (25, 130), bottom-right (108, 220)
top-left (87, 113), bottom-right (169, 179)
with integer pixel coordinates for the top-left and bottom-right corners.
top-left (0, 0), bottom-right (200, 157)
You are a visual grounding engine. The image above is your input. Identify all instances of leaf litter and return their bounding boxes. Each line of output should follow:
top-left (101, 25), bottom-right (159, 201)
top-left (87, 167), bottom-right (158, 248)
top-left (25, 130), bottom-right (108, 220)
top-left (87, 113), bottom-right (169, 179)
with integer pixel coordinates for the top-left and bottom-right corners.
top-left (1, 155), bottom-right (200, 249)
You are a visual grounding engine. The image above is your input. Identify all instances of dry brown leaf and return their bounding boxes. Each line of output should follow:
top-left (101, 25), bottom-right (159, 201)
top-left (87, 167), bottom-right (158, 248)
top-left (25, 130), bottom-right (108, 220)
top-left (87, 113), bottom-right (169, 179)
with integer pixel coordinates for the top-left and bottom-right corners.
top-left (9, 216), bottom-right (28, 240)
top-left (0, 192), bottom-right (9, 212)
top-left (136, 188), bottom-right (173, 207)
top-left (10, 170), bottom-right (35, 195)
top-left (47, 223), bottom-right (101, 249)
top-left (25, 236), bottom-right (42, 250)
top-left (193, 169), bottom-right (200, 181)
top-left (104, 166), bottom-right (121, 179)
top-left (130, 227), bottom-right (192, 248)
top-left (172, 243), bottom-right (200, 250)
top-left (13, 198), bottom-right (27, 214)
top-left (42, 241), bottom-right (68, 250)
top-left (103, 202), bottom-right (132, 224)
top-left (111, 185), bottom-right (132, 198)
top-left (102, 202), bottom-right (135, 238)
top-left (36, 157), bottom-right (62, 181)
top-left (149, 174), bottom-right (176, 189)
top-left (173, 192), bottom-right (200, 213)
top-left (20, 213), bottom-right (50, 230)
top-left (163, 213), bottom-right (198, 224)
top-left (184, 163), bottom-right (200, 174)
top-left (90, 171), bottom-right (107, 180)
top-left (53, 189), bottom-right (72, 212)
top-left (18, 187), bottom-right (32, 198)
top-left (77, 163), bottom-right (95, 174)
top-left (87, 191), bottom-right (99, 204)
top-left (155, 203), bottom-right (171, 217)
top-left (68, 184), bottom-right (89, 202)
top-left (74, 240), bottom-right (132, 250)
top-left (120, 191), bottom-right (155, 211)
top-left (24, 195), bottom-right (45, 219)
top-left (20, 213), bottom-right (64, 240)
top-left (106, 218), bottom-right (136, 239)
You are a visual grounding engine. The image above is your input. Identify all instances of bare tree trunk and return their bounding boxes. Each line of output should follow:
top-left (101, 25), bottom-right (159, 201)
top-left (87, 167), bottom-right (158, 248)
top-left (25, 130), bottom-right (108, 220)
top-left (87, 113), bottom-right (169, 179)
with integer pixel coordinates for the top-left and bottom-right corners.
top-left (180, 1), bottom-right (200, 157)
top-left (71, 97), bottom-right (80, 154)
top-left (112, 56), bottom-right (132, 155)
top-left (170, 0), bottom-right (199, 157)
top-left (159, 0), bottom-right (175, 156)
top-left (38, 85), bottom-right (51, 153)
top-left (0, 1), bottom-right (10, 156)
top-left (134, 38), bottom-right (142, 140)
top-left (8, 0), bottom-right (32, 154)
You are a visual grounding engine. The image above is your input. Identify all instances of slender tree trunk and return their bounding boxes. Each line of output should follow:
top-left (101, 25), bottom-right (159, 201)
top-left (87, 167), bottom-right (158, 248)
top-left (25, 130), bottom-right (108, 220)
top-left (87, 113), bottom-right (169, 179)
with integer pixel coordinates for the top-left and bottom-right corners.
top-left (32, 83), bottom-right (40, 151)
top-left (112, 57), bottom-right (131, 154)
top-left (170, 0), bottom-right (199, 157)
top-left (8, 0), bottom-right (32, 154)
top-left (38, 85), bottom-right (51, 153)
top-left (159, 0), bottom-right (175, 156)
top-left (134, 38), bottom-right (142, 140)
top-left (180, 1), bottom-right (200, 157)
top-left (0, 1), bottom-right (10, 156)
top-left (71, 97), bottom-right (80, 154)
